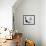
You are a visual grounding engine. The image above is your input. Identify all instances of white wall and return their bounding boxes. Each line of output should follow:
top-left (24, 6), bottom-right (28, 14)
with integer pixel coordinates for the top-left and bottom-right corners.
top-left (13, 0), bottom-right (46, 46)
top-left (41, 0), bottom-right (46, 46)
top-left (0, 0), bottom-right (16, 30)
top-left (13, 0), bottom-right (41, 46)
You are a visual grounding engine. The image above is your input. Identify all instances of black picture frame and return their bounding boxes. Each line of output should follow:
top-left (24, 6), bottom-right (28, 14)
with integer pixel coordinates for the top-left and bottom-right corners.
top-left (23, 15), bottom-right (35, 25)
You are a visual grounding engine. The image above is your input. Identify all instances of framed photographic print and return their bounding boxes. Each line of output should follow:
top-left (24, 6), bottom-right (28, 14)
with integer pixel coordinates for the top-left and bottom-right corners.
top-left (23, 15), bottom-right (35, 25)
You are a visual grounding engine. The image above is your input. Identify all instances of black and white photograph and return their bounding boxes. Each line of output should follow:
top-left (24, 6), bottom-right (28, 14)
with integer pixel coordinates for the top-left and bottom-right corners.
top-left (23, 15), bottom-right (35, 25)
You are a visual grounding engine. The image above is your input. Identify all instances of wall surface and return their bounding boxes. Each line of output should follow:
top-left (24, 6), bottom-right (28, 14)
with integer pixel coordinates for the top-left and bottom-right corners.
top-left (0, 0), bottom-right (16, 30)
top-left (13, 0), bottom-right (46, 46)
top-left (13, 0), bottom-right (41, 46)
top-left (41, 0), bottom-right (46, 46)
